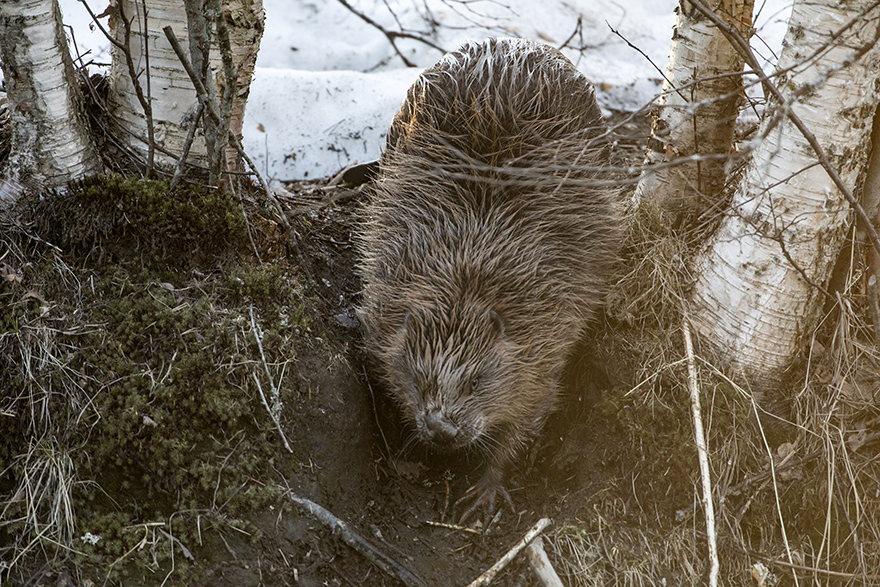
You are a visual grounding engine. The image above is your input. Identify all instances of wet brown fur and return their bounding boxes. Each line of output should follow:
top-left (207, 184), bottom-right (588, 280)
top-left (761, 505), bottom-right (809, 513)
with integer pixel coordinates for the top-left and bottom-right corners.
top-left (358, 38), bottom-right (623, 508)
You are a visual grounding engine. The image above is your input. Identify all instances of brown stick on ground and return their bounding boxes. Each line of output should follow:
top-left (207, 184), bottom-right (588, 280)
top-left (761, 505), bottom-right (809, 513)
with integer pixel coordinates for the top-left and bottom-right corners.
top-left (683, 312), bottom-right (719, 587)
top-left (288, 491), bottom-right (426, 587)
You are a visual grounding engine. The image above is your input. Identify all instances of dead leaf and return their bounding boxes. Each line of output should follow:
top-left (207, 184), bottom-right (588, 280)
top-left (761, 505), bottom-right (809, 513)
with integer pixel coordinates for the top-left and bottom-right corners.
top-left (23, 290), bottom-right (47, 305)
top-left (1, 262), bottom-right (21, 283)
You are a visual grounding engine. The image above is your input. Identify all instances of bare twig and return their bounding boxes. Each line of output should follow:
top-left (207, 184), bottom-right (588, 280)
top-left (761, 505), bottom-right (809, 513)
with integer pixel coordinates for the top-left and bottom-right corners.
top-left (607, 22), bottom-right (674, 93)
top-left (288, 491), bottom-right (426, 587)
top-left (169, 102), bottom-right (204, 191)
top-left (423, 519), bottom-right (481, 535)
top-left (334, 0), bottom-right (446, 66)
top-left (118, 3), bottom-right (154, 174)
top-left (682, 311), bottom-right (718, 587)
top-left (466, 518), bottom-right (552, 587)
top-left (139, 0), bottom-right (154, 175)
top-left (78, 0), bottom-right (156, 175)
top-left (557, 16), bottom-right (583, 53)
top-left (249, 305), bottom-right (292, 453)
top-left (183, 0), bottom-right (220, 184)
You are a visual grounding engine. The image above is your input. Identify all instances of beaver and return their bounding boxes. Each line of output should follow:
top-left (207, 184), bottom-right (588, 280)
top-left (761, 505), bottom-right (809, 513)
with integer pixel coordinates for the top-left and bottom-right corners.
top-left (358, 37), bottom-right (622, 519)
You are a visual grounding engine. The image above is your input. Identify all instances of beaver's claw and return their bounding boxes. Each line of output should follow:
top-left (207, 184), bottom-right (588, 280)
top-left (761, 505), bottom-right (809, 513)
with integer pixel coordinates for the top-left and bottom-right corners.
top-left (455, 474), bottom-right (515, 525)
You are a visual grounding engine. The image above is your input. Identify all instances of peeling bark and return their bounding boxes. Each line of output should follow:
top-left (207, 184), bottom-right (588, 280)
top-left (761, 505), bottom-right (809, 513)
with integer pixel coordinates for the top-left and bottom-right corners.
top-left (633, 0), bottom-right (754, 223)
top-left (107, 0), bottom-right (263, 172)
top-left (689, 0), bottom-right (880, 388)
top-left (0, 0), bottom-right (101, 193)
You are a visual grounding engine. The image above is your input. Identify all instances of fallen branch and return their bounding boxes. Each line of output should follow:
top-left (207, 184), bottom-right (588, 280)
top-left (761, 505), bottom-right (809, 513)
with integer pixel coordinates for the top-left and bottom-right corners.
top-left (682, 312), bottom-right (718, 587)
top-left (288, 491), bottom-right (426, 587)
top-left (466, 518), bottom-right (551, 587)
top-left (424, 520), bottom-right (482, 536)
top-left (525, 536), bottom-right (565, 587)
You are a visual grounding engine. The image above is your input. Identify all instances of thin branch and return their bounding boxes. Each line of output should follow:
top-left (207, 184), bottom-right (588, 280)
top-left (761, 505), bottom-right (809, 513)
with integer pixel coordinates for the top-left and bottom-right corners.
top-left (466, 518), bottom-right (552, 587)
top-left (249, 305), bottom-right (291, 452)
top-left (607, 22), bottom-right (676, 96)
top-left (760, 195), bottom-right (835, 301)
top-left (115, 0), bottom-right (156, 175)
top-left (422, 520), bottom-right (482, 535)
top-left (557, 16), bottom-right (583, 52)
top-left (288, 491), bottom-right (426, 587)
top-left (169, 103), bottom-right (204, 191)
top-left (334, 0), bottom-right (445, 66)
top-left (183, 0), bottom-right (220, 185)
top-left (78, 0), bottom-right (156, 174)
top-left (139, 0), bottom-right (154, 175)
top-left (231, 180), bottom-right (263, 264)
top-left (682, 312), bottom-right (719, 587)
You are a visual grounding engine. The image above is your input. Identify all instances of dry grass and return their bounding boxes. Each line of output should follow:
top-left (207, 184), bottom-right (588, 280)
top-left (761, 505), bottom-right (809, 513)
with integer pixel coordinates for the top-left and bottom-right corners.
top-left (0, 231), bottom-right (94, 577)
top-left (552, 200), bottom-right (880, 586)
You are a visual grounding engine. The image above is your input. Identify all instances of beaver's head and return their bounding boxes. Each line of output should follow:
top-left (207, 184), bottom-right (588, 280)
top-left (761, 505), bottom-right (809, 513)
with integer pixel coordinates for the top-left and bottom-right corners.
top-left (381, 300), bottom-right (523, 453)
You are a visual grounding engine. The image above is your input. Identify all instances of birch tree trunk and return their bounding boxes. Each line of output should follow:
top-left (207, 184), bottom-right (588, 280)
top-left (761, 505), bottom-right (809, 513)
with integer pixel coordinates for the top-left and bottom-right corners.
top-left (0, 0), bottom-right (101, 193)
top-left (632, 0), bottom-right (754, 222)
top-left (107, 0), bottom-right (263, 173)
top-left (689, 0), bottom-right (880, 389)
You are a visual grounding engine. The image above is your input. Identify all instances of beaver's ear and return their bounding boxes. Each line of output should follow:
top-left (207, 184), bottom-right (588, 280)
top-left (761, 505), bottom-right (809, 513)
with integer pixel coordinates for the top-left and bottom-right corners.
top-left (488, 309), bottom-right (505, 337)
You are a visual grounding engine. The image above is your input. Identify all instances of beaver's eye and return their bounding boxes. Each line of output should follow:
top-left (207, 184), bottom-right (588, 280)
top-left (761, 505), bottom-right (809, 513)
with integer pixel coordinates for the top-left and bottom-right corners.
top-left (470, 376), bottom-right (480, 391)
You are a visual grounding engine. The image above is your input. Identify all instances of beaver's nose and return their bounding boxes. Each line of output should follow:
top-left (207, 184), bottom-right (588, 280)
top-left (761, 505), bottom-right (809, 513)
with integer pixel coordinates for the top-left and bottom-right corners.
top-left (424, 408), bottom-right (459, 445)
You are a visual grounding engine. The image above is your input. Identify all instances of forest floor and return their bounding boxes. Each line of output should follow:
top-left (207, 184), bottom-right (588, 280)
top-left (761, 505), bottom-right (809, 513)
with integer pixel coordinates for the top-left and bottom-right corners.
top-left (4, 110), bottom-right (880, 587)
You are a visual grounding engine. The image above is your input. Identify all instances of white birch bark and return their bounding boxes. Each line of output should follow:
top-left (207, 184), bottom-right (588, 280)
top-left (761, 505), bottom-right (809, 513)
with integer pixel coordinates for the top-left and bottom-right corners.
top-left (107, 0), bottom-right (263, 168)
top-left (689, 0), bottom-right (880, 388)
top-left (0, 0), bottom-right (100, 192)
top-left (633, 0), bottom-right (754, 220)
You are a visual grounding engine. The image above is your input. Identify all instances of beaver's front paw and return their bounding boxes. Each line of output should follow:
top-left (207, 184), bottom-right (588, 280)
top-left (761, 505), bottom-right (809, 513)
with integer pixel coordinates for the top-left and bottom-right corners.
top-left (455, 468), bottom-right (515, 524)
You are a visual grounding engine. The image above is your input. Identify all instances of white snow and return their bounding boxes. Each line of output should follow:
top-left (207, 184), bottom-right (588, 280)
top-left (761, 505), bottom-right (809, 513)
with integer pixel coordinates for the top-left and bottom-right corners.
top-left (245, 67), bottom-right (419, 181)
top-left (56, 0), bottom-right (793, 182)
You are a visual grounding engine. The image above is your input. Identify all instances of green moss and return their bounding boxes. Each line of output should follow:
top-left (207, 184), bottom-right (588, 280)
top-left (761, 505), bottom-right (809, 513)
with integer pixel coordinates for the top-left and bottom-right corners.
top-left (2, 216), bottom-right (301, 582)
top-left (27, 174), bottom-right (246, 269)
top-left (221, 261), bottom-right (309, 330)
